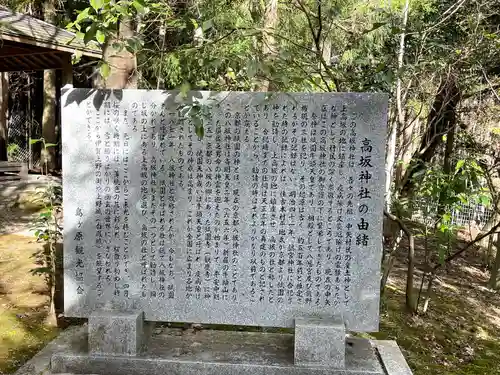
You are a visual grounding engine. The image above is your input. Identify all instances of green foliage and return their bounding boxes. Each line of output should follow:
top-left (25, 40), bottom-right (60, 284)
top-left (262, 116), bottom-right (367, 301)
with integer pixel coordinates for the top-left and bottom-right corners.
top-left (404, 156), bottom-right (490, 263)
top-left (7, 143), bottom-right (20, 159)
top-left (27, 138), bottom-right (63, 315)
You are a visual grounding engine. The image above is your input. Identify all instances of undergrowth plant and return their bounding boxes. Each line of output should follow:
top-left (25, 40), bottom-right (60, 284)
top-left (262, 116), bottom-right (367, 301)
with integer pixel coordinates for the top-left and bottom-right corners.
top-left (29, 137), bottom-right (62, 325)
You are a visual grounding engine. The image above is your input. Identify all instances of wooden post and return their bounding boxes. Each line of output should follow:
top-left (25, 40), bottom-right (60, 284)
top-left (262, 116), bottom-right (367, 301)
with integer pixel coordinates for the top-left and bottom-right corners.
top-left (61, 53), bottom-right (73, 86)
top-left (0, 72), bottom-right (8, 161)
top-left (57, 53), bottom-right (73, 170)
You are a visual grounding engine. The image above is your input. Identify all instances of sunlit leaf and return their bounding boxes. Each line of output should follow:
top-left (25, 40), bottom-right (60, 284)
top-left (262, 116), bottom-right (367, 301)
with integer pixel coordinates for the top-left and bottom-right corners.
top-left (90, 0), bottom-right (104, 10)
top-left (76, 8), bottom-right (90, 23)
top-left (96, 30), bottom-right (106, 44)
top-left (133, 0), bottom-right (148, 14)
top-left (180, 82), bottom-right (191, 98)
top-left (480, 195), bottom-right (491, 206)
top-left (100, 62), bottom-right (110, 78)
top-left (455, 159), bottom-right (465, 172)
top-left (29, 138), bottom-right (41, 145)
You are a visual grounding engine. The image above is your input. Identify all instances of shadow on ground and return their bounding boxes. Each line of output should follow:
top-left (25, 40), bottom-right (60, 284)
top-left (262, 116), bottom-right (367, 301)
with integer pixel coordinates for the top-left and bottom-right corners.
top-left (0, 176), bottom-right (62, 236)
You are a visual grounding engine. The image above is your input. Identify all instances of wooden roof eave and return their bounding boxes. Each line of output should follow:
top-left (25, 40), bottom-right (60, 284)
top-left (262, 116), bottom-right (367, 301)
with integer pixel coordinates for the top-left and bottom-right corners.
top-left (0, 33), bottom-right (102, 59)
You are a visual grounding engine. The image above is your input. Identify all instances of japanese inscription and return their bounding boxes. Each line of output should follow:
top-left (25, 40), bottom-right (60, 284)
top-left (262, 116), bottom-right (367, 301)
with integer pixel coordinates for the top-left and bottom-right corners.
top-left (62, 89), bottom-right (387, 331)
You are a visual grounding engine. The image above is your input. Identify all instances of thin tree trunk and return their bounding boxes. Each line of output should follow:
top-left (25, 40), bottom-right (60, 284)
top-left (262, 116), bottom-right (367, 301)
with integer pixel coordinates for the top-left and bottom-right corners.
top-left (387, 0), bottom-right (409, 205)
top-left (422, 273), bottom-right (435, 313)
top-left (256, 0), bottom-right (278, 91)
top-left (380, 229), bottom-right (403, 296)
top-left (488, 234), bottom-right (500, 289)
top-left (406, 233), bottom-right (416, 312)
top-left (442, 114), bottom-right (456, 175)
top-left (0, 72), bottom-right (8, 161)
top-left (384, 210), bottom-right (416, 312)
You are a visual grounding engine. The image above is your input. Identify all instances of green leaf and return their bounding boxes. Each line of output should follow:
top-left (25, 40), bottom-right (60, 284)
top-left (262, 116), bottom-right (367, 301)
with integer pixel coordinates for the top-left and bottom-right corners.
top-left (196, 80), bottom-right (208, 87)
top-left (76, 8), bottom-right (90, 23)
top-left (76, 32), bottom-right (85, 40)
top-left (225, 67), bottom-right (236, 80)
top-left (132, 0), bottom-right (147, 14)
top-left (100, 62), bottom-right (110, 78)
top-left (126, 38), bottom-right (143, 53)
top-left (455, 159), bottom-right (465, 172)
top-left (195, 123), bottom-right (204, 140)
top-left (45, 143), bottom-right (58, 148)
top-left (84, 24), bottom-right (97, 44)
top-left (363, 22), bottom-right (386, 35)
top-left (202, 19), bottom-right (214, 31)
top-left (480, 195), bottom-right (491, 206)
top-left (112, 42), bottom-right (124, 52)
top-left (29, 138), bottom-right (41, 145)
top-left (72, 50), bottom-right (83, 65)
top-left (180, 82), bottom-right (191, 98)
top-left (96, 30), bottom-right (106, 44)
top-left (442, 213), bottom-right (451, 223)
top-left (90, 0), bottom-right (104, 10)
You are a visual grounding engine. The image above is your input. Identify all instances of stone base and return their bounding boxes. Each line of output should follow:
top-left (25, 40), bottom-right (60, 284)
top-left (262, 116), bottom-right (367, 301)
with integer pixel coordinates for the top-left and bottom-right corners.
top-left (89, 310), bottom-right (147, 356)
top-left (47, 326), bottom-right (412, 375)
top-left (294, 317), bottom-right (345, 368)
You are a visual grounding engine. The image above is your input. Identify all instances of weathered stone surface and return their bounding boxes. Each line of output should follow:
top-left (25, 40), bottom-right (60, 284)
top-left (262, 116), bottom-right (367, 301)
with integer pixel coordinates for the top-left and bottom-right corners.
top-left (52, 328), bottom-right (385, 375)
top-left (62, 89), bottom-right (388, 331)
top-left (294, 317), bottom-right (345, 368)
top-left (373, 340), bottom-right (414, 375)
top-left (13, 325), bottom-right (412, 375)
top-left (89, 310), bottom-right (147, 356)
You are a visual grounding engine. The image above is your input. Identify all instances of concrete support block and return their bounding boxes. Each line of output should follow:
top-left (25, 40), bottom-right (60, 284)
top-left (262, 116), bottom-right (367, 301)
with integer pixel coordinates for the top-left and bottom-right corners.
top-left (89, 310), bottom-right (146, 356)
top-left (294, 317), bottom-right (345, 368)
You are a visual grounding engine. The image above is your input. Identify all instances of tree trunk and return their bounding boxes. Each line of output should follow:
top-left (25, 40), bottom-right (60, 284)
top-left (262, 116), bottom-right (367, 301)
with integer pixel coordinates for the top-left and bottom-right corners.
top-left (256, 0), bottom-right (278, 91)
top-left (380, 229), bottom-right (403, 296)
top-left (436, 110), bottom-right (457, 219)
top-left (488, 234), bottom-right (500, 289)
top-left (386, 0), bottom-right (409, 206)
top-left (41, 0), bottom-right (58, 171)
top-left (41, 69), bottom-right (57, 171)
top-left (401, 73), bottom-right (461, 192)
top-left (0, 72), bottom-right (8, 161)
top-left (406, 233), bottom-right (416, 312)
top-left (422, 272), bottom-right (435, 313)
top-left (103, 18), bottom-right (138, 89)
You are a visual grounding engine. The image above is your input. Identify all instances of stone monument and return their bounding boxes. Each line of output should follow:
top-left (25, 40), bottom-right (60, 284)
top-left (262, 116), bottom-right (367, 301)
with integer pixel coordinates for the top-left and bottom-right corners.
top-left (49, 88), bottom-right (412, 375)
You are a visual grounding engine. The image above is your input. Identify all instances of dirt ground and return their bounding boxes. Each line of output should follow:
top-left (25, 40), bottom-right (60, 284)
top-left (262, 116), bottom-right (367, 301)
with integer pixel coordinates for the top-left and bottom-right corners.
top-left (368, 233), bottom-right (500, 375)
top-left (0, 234), bottom-right (59, 373)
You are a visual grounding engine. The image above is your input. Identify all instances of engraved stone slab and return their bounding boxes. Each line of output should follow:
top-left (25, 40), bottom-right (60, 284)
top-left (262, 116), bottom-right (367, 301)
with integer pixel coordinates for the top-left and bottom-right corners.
top-left (62, 89), bottom-right (388, 330)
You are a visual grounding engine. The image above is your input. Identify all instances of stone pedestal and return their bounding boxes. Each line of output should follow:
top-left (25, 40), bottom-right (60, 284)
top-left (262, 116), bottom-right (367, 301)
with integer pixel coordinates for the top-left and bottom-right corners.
top-left (89, 310), bottom-right (147, 356)
top-left (49, 325), bottom-right (413, 375)
top-left (294, 317), bottom-right (345, 368)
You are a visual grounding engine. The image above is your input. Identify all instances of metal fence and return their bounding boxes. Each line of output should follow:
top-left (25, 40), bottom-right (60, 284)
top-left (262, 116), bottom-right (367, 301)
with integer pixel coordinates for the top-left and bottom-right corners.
top-left (7, 109), bottom-right (41, 168)
top-left (412, 200), bottom-right (494, 228)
